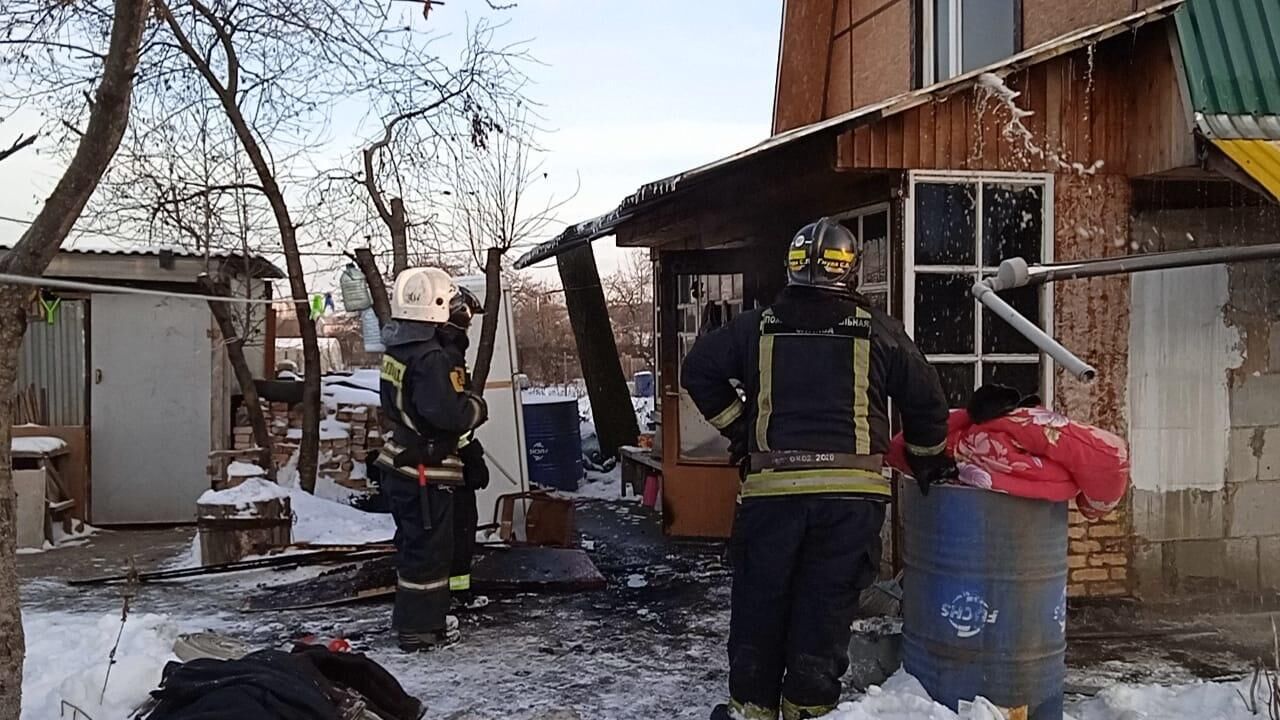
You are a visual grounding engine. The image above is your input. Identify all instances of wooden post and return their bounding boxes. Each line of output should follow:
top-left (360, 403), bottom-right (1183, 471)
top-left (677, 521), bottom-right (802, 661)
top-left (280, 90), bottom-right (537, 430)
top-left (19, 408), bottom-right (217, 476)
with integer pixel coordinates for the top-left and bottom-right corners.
top-left (557, 243), bottom-right (640, 457)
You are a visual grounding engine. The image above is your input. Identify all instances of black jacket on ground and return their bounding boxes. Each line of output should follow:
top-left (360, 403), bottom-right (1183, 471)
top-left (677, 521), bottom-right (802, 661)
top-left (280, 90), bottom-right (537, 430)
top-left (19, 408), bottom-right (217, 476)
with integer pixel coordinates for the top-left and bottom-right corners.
top-left (681, 287), bottom-right (948, 494)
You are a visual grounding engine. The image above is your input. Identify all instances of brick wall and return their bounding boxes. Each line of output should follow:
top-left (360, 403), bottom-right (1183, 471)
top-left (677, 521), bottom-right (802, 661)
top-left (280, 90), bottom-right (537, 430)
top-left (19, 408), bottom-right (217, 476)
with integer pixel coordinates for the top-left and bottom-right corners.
top-left (211, 401), bottom-right (385, 490)
top-left (1068, 507), bottom-right (1130, 598)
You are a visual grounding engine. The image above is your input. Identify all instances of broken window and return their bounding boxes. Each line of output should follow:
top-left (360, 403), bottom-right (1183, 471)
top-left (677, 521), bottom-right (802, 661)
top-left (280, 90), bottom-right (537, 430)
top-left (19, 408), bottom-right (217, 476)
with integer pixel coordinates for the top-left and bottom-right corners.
top-left (923, 0), bottom-right (1018, 85)
top-left (676, 273), bottom-right (746, 462)
top-left (907, 175), bottom-right (1050, 408)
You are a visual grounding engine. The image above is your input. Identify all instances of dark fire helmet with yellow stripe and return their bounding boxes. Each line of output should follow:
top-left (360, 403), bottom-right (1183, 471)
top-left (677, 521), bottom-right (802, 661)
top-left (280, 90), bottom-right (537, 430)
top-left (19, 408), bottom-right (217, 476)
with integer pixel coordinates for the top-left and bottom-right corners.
top-left (786, 218), bottom-right (861, 293)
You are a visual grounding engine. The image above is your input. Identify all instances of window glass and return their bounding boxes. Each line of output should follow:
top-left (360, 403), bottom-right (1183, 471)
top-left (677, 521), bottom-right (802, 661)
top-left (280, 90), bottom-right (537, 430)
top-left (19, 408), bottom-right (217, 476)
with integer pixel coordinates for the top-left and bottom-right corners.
top-left (983, 362), bottom-right (1043, 400)
top-left (915, 183), bottom-right (977, 265)
top-left (962, 0), bottom-right (1018, 74)
top-left (914, 274), bottom-right (975, 355)
top-left (983, 183), bottom-right (1043, 265)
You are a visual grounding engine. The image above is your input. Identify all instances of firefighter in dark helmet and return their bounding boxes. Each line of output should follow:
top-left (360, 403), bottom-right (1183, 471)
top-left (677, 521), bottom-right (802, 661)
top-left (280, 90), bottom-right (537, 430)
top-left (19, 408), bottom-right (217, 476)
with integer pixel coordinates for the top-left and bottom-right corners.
top-left (376, 267), bottom-right (488, 652)
top-left (682, 218), bottom-right (953, 720)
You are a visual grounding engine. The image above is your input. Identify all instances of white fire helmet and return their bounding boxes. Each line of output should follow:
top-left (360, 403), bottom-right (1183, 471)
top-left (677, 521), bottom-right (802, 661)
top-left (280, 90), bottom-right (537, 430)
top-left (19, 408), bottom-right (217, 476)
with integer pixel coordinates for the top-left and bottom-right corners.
top-left (391, 267), bottom-right (457, 324)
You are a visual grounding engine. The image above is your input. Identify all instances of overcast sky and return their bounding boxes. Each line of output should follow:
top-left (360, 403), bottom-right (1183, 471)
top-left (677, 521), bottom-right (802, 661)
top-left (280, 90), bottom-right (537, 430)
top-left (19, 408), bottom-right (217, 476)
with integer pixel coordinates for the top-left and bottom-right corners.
top-left (1, 1), bottom-right (782, 287)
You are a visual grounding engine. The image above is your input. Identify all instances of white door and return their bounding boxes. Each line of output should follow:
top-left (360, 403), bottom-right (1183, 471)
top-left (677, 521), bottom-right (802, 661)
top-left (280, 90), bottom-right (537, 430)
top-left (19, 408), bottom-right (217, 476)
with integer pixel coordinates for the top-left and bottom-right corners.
top-left (91, 294), bottom-right (213, 524)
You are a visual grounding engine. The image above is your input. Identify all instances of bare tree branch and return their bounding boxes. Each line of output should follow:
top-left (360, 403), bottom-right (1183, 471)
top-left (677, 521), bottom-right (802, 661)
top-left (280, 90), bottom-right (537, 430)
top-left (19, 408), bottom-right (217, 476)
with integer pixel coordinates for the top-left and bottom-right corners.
top-left (0, 133), bottom-right (37, 164)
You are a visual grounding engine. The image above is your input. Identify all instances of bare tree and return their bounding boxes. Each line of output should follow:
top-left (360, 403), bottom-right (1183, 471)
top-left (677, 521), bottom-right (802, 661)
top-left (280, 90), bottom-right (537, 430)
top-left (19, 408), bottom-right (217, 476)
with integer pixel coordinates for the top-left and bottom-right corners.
top-left (509, 274), bottom-right (580, 384)
top-left (149, 0), bottom-right (331, 490)
top-left (0, 1), bottom-right (151, 714)
top-left (333, 19), bottom-right (529, 318)
top-left (603, 251), bottom-right (655, 371)
top-left (451, 113), bottom-right (574, 389)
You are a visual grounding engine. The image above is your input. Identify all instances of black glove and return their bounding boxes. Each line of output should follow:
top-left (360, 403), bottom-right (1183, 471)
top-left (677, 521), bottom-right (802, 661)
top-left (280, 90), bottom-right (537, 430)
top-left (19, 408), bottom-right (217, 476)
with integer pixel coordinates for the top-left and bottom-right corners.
top-left (458, 439), bottom-right (489, 490)
top-left (906, 451), bottom-right (957, 497)
top-left (721, 417), bottom-right (748, 467)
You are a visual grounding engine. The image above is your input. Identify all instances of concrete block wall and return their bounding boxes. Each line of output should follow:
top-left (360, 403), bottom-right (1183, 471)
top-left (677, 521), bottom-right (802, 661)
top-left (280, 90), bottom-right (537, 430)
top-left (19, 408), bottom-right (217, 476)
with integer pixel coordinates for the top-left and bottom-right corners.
top-left (1128, 207), bottom-right (1280, 598)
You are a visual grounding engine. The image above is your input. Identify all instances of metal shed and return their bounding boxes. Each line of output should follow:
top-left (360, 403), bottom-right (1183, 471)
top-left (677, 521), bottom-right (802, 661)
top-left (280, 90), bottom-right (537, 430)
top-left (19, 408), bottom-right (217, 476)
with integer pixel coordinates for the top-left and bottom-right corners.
top-left (12, 246), bottom-right (282, 524)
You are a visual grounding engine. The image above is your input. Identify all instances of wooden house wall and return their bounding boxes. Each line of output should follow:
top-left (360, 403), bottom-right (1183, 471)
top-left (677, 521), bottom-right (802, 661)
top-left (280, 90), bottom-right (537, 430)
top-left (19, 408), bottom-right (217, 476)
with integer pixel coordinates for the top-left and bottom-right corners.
top-left (834, 29), bottom-right (1194, 178)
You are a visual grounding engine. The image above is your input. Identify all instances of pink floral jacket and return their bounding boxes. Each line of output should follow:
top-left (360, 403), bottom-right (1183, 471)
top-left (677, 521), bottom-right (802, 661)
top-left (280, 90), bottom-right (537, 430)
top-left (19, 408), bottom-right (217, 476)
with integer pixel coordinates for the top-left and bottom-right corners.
top-left (886, 407), bottom-right (1129, 519)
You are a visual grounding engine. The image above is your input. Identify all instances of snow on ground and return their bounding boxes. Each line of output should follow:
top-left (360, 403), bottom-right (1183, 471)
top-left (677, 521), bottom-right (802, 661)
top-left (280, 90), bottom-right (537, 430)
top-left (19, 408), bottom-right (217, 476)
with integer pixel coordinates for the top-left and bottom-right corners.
top-left (21, 611), bottom-right (179, 720)
top-left (15, 522), bottom-right (97, 555)
top-left (226, 461), bottom-right (268, 478)
top-left (566, 467), bottom-right (641, 502)
top-left (182, 477), bottom-right (394, 565)
top-left (817, 670), bottom-right (1272, 719)
top-left (11, 435), bottom-right (68, 455)
top-left (197, 477), bottom-right (290, 507)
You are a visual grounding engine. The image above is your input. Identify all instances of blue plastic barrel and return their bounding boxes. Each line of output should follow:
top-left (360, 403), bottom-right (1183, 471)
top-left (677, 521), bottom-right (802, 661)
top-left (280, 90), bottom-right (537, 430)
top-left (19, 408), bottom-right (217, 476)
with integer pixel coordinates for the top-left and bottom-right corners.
top-left (633, 371), bottom-right (655, 398)
top-left (521, 396), bottom-right (584, 491)
top-left (901, 483), bottom-right (1068, 720)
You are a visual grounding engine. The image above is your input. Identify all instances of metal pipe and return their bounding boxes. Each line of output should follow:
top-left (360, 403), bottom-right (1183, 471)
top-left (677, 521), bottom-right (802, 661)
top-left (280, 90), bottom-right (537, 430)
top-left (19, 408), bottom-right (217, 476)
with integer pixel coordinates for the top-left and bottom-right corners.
top-left (990, 243), bottom-right (1280, 291)
top-left (971, 281), bottom-right (1098, 382)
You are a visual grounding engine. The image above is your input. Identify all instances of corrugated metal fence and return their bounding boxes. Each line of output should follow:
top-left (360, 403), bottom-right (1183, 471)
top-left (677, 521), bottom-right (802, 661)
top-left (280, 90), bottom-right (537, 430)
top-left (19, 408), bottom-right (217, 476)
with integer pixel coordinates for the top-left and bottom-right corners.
top-left (17, 299), bottom-right (86, 426)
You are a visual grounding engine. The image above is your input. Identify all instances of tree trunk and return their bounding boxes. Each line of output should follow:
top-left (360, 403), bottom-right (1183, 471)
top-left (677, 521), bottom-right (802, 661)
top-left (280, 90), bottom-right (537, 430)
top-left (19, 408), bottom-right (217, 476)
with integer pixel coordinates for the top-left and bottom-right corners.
top-left (0, 291), bottom-right (28, 720)
top-left (156, 0), bottom-right (321, 492)
top-left (198, 276), bottom-right (274, 478)
top-left (353, 247), bottom-right (391, 326)
top-left (0, 1), bottom-right (151, 714)
top-left (390, 197), bottom-right (409, 278)
top-left (558, 243), bottom-right (639, 457)
top-left (471, 247), bottom-right (504, 391)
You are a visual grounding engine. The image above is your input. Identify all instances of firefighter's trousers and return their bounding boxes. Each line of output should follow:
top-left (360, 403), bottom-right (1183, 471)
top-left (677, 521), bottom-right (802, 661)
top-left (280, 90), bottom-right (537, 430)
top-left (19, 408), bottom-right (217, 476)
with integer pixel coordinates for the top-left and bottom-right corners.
top-left (385, 476), bottom-right (455, 634)
top-left (450, 486), bottom-right (478, 593)
top-left (727, 497), bottom-right (885, 718)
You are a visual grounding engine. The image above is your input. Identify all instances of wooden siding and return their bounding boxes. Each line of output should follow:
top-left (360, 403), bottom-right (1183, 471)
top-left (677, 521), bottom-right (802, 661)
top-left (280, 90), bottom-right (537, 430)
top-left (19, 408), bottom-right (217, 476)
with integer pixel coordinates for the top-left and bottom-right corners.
top-left (1022, 0), bottom-right (1133, 48)
top-left (836, 29), bottom-right (1194, 177)
top-left (775, 0), bottom-right (912, 133)
top-left (774, 0), bottom-right (837, 133)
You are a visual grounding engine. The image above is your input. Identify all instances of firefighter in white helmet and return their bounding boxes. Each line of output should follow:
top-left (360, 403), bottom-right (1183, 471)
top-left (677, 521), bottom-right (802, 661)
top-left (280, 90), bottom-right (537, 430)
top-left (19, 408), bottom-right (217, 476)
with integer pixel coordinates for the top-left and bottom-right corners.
top-left (376, 267), bottom-right (488, 651)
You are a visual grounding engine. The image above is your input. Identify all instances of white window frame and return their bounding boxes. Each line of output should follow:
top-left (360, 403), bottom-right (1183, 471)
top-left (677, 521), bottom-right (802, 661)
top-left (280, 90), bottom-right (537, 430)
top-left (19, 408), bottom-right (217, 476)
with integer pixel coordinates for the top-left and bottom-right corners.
top-left (903, 170), bottom-right (1055, 406)
top-left (921, 0), bottom-right (1017, 86)
top-left (830, 202), bottom-right (892, 309)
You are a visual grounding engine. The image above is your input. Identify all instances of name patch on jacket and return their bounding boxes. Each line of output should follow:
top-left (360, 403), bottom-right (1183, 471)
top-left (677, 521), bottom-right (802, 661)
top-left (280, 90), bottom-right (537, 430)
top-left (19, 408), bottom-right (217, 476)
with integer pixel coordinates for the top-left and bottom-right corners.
top-left (760, 309), bottom-right (871, 339)
top-left (381, 356), bottom-right (406, 388)
top-left (450, 367), bottom-right (467, 393)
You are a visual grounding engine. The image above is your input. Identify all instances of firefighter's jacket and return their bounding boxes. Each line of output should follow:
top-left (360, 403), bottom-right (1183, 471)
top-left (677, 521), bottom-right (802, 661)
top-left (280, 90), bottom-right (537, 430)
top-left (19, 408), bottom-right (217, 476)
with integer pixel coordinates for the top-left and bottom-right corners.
top-left (376, 320), bottom-right (483, 484)
top-left (680, 287), bottom-right (949, 499)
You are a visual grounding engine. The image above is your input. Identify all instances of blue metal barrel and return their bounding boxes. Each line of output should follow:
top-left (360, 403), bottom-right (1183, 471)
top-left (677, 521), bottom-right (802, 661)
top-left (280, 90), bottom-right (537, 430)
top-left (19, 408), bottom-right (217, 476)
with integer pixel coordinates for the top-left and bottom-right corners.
top-left (901, 482), bottom-right (1068, 720)
top-left (521, 396), bottom-right (584, 491)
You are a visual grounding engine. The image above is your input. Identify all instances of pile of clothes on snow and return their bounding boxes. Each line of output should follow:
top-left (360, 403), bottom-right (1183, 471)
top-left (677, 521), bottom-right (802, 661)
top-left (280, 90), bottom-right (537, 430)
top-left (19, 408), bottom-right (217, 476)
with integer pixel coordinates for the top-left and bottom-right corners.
top-left (135, 636), bottom-right (423, 720)
top-left (886, 384), bottom-right (1130, 517)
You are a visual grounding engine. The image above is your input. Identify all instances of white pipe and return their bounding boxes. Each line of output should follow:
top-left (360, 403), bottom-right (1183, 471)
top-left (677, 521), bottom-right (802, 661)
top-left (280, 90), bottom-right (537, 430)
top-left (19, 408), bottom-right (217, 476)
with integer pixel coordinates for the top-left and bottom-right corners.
top-left (971, 281), bottom-right (1098, 382)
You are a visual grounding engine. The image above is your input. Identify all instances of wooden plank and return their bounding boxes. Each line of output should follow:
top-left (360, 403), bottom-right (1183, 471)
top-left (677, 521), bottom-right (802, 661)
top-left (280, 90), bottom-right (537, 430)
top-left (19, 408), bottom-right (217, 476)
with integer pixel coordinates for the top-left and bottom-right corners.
top-left (887, 113), bottom-right (904, 169)
top-left (854, 124), bottom-right (872, 168)
top-left (903, 107), bottom-right (922, 169)
top-left (918, 105), bottom-right (937, 170)
top-left (1027, 64), bottom-right (1049, 173)
top-left (837, 129), bottom-right (856, 169)
top-left (952, 93), bottom-right (969, 169)
top-left (1075, 53), bottom-right (1093, 169)
top-left (870, 120), bottom-right (886, 168)
top-left (934, 98), bottom-right (950, 169)
top-left (981, 82), bottom-right (1003, 171)
top-left (1044, 60), bottom-right (1064, 165)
